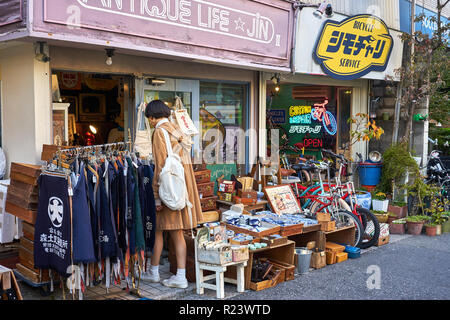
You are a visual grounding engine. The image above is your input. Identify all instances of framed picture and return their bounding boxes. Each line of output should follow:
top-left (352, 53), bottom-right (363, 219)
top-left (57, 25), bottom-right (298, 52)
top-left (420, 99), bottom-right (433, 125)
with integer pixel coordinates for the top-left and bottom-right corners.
top-left (264, 185), bottom-right (302, 215)
top-left (52, 103), bottom-right (70, 146)
top-left (68, 114), bottom-right (76, 144)
top-left (79, 93), bottom-right (106, 121)
top-left (61, 96), bottom-right (78, 121)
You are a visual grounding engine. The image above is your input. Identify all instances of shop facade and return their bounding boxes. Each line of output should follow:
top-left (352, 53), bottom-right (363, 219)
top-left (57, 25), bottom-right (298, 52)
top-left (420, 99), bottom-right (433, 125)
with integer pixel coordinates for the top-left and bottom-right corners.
top-left (260, 6), bottom-right (404, 168)
top-left (0, 0), bottom-right (295, 176)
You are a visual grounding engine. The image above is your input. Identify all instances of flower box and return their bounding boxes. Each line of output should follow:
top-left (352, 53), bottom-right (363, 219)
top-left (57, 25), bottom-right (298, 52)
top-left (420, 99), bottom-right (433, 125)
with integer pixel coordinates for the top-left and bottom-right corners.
top-left (388, 204), bottom-right (407, 218)
top-left (389, 221), bottom-right (405, 234)
top-left (372, 199), bottom-right (389, 212)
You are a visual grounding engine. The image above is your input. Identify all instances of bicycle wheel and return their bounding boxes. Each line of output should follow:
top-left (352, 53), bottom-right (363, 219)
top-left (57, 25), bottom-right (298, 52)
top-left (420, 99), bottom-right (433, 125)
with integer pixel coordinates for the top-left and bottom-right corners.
top-left (356, 207), bottom-right (380, 249)
top-left (331, 210), bottom-right (363, 247)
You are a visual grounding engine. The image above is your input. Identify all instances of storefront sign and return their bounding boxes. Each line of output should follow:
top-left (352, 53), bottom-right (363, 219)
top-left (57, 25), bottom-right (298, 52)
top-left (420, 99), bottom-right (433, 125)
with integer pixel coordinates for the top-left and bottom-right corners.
top-left (267, 109), bottom-right (286, 124)
top-left (296, 138), bottom-right (323, 149)
top-left (0, 0), bottom-right (22, 27)
top-left (287, 100), bottom-right (336, 136)
top-left (37, 0), bottom-right (293, 69)
top-left (313, 14), bottom-right (393, 80)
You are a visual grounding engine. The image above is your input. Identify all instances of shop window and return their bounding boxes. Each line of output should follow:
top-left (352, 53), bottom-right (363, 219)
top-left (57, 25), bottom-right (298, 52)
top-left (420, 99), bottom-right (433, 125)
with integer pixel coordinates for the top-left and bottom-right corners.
top-left (53, 71), bottom-right (126, 146)
top-left (266, 83), bottom-right (337, 160)
top-left (199, 82), bottom-right (247, 165)
top-left (338, 89), bottom-right (352, 150)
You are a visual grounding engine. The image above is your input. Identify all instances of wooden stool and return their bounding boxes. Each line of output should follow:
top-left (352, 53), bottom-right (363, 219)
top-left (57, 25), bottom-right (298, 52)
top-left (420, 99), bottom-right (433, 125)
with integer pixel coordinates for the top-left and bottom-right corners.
top-left (195, 260), bottom-right (247, 299)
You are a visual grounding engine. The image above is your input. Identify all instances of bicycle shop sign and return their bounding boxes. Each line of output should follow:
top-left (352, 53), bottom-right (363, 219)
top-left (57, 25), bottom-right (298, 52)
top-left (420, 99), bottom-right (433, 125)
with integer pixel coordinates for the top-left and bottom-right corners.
top-left (43, 0), bottom-right (291, 61)
top-left (313, 14), bottom-right (393, 80)
top-left (288, 99), bottom-right (337, 136)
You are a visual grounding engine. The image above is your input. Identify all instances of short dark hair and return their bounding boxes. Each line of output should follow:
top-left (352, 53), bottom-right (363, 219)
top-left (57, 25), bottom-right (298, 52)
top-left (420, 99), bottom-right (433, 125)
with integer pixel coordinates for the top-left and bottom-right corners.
top-left (145, 100), bottom-right (171, 119)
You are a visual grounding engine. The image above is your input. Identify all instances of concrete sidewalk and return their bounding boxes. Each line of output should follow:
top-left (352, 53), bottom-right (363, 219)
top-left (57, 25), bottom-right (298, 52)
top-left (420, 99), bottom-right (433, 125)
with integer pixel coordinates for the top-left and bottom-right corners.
top-left (17, 234), bottom-right (413, 300)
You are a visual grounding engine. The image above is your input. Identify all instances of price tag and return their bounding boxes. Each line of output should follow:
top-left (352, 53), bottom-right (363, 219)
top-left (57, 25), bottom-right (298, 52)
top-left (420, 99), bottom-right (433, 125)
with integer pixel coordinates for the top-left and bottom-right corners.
top-left (93, 175), bottom-right (97, 184)
top-left (68, 187), bottom-right (73, 196)
top-left (124, 167), bottom-right (127, 177)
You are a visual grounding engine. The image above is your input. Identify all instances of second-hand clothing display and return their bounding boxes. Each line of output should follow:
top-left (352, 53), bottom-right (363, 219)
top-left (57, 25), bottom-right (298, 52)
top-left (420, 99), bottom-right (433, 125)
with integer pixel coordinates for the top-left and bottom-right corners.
top-left (34, 144), bottom-right (158, 294)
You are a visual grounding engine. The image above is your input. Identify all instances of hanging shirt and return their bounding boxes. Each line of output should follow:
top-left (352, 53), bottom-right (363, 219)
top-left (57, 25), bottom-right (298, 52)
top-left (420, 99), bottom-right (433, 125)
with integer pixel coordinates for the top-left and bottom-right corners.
top-left (138, 162), bottom-right (156, 253)
top-left (71, 163), bottom-right (96, 264)
top-left (86, 165), bottom-right (101, 262)
top-left (116, 158), bottom-right (128, 257)
top-left (98, 165), bottom-right (117, 259)
top-left (34, 172), bottom-right (72, 277)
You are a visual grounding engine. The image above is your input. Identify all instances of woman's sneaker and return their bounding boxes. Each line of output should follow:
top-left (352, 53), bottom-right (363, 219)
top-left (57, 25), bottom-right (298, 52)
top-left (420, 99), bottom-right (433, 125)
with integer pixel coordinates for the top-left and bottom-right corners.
top-left (162, 275), bottom-right (188, 289)
top-left (140, 271), bottom-right (160, 283)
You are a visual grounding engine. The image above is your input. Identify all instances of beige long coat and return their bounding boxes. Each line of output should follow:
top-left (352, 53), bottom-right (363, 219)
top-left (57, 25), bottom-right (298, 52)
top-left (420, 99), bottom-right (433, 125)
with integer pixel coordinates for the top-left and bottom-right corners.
top-left (152, 120), bottom-right (203, 231)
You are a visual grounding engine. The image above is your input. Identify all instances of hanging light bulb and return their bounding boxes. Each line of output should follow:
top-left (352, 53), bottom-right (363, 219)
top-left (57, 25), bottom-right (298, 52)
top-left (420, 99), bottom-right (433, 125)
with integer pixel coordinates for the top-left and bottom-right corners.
top-left (105, 48), bottom-right (115, 66)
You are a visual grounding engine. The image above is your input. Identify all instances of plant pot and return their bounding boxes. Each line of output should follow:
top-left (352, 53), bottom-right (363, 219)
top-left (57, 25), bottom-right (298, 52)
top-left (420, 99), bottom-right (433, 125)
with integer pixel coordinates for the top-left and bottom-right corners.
top-left (442, 220), bottom-right (450, 233)
top-left (372, 199), bottom-right (389, 212)
top-left (387, 215), bottom-right (397, 224)
top-left (389, 222), bottom-right (405, 234)
top-left (406, 221), bottom-right (424, 235)
top-left (425, 225), bottom-right (437, 236)
top-left (436, 224), bottom-right (441, 235)
top-left (374, 213), bottom-right (389, 223)
top-left (388, 204), bottom-right (407, 218)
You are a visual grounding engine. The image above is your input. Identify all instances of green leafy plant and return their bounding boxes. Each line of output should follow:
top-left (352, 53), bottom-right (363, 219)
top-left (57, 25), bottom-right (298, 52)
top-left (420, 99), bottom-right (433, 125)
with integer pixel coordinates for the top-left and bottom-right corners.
top-left (391, 201), bottom-right (407, 207)
top-left (406, 215), bottom-right (428, 223)
top-left (379, 143), bottom-right (420, 195)
top-left (388, 212), bottom-right (397, 217)
top-left (392, 219), bottom-right (406, 224)
top-left (373, 210), bottom-right (387, 215)
top-left (425, 223), bottom-right (438, 227)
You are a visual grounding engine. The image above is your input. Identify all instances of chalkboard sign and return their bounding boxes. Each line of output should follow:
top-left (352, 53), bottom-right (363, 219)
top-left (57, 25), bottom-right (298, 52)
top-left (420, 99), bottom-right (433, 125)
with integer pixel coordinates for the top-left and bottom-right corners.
top-left (206, 163), bottom-right (237, 193)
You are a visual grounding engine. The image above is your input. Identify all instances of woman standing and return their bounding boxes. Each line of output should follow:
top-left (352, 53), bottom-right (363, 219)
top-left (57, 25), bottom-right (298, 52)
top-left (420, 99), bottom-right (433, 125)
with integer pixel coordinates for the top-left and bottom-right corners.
top-left (142, 100), bottom-right (203, 288)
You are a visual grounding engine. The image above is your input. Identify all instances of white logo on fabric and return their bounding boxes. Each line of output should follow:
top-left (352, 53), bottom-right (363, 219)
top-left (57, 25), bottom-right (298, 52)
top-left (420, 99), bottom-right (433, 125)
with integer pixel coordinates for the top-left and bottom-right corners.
top-left (48, 197), bottom-right (64, 228)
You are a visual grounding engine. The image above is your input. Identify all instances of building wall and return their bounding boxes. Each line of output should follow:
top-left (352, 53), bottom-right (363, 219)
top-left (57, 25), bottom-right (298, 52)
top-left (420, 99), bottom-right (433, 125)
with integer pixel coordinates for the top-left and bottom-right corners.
top-left (0, 41), bottom-right (51, 175)
top-left (415, 0), bottom-right (450, 17)
top-left (299, 0), bottom-right (401, 30)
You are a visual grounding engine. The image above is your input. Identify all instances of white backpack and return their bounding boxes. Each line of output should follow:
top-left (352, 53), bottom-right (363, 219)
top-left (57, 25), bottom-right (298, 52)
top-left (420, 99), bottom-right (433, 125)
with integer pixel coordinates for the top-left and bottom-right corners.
top-left (158, 128), bottom-right (190, 211)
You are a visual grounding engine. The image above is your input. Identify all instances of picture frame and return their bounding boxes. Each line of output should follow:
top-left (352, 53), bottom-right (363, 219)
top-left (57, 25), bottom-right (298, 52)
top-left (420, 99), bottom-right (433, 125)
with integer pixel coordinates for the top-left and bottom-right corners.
top-left (264, 185), bottom-right (302, 215)
top-left (61, 95), bottom-right (78, 121)
top-left (52, 103), bottom-right (70, 146)
top-left (79, 93), bottom-right (106, 122)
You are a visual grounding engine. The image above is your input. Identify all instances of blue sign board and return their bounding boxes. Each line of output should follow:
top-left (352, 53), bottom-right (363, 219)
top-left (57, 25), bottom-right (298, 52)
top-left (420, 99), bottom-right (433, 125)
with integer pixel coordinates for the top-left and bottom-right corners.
top-left (399, 0), bottom-right (449, 39)
top-left (268, 109), bottom-right (286, 124)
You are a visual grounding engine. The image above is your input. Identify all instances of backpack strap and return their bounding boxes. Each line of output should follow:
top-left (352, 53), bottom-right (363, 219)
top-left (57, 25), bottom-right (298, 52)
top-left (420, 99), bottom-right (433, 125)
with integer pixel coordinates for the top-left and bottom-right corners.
top-left (159, 128), bottom-right (173, 156)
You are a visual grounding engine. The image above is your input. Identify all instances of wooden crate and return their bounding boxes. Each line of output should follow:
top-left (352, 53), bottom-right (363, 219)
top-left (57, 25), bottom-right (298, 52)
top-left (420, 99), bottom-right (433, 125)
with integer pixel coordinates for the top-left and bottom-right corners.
top-left (20, 237), bottom-right (34, 253)
top-left (320, 221), bottom-right (336, 232)
top-left (22, 222), bottom-right (35, 241)
top-left (224, 222), bottom-right (281, 238)
top-left (11, 163), bottom-right (41, 178)
top-left (249, 264), bottom-right (285, 291)
top-left (8, 179), bottom-right (38, 201)
top-left (268, 259), bottom-right (295, 281)
top-left (19, 246), bottom-right (36, 271)
top-left (233, 196), bottom-right (257, 205)
top-left (279, 223), bottom-right (303, 237)
top-left (260, 235), bottom-right (287, 247)
top-left (200, 196), bottom-right (217, 211)
top-left (5, 202), bottom-right (36, 225)
top-left (335, 252), bottom-right (348, 263)
top-left (316, 212), bottom-right (331, 222)
top-left (376, 235), bottom-right (390, 247)
top-left (15, 263), bottom-right (50, 284)
top-left (200, 210), bottom-right (219, 224)
top-left (197, 182), bottom-right (215, 198)
top-left (325, 251), bottom-right (336, 265)
top-left (194, 170), bottom-right (211, 184)
top-left (325, 242), bottom-right (346, 253)
top-left (6, 193), bottom-right (38, 210)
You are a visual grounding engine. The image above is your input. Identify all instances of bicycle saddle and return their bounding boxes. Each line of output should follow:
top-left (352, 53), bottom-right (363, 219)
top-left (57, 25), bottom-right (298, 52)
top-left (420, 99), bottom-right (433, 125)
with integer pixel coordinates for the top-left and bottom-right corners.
top-left (292, 163), bottom-right (315, 171)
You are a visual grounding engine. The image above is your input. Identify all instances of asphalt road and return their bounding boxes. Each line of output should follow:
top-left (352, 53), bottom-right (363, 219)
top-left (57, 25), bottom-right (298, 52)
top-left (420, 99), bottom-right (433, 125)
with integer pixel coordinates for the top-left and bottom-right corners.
top-left (181, 233), bottom-right (450, 300)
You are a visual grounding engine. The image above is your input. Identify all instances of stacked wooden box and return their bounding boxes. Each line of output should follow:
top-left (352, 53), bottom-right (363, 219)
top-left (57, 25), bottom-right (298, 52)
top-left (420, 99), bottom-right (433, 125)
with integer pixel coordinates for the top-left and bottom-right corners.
top-left (194, 165), bottom-right (218, 223)
top-left (325, 242), bottom-right (348, 265)
top-left (316, 212), bottom-right (336, 232)
top-left (5, 163), bottom-right (49, 283)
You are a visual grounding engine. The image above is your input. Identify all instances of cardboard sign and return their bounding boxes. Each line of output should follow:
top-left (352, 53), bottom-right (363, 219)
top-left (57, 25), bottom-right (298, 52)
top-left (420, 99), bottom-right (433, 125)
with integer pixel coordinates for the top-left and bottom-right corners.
top-left (314, 14), bottom-right (393, 80)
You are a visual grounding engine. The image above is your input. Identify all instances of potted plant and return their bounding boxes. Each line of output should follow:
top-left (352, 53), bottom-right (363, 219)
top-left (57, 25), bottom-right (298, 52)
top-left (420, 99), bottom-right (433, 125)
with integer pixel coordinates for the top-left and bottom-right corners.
top-left (405, 215), bottom-right (428, 235)
top-left (387, 211), bottom-right (398, 224)
top-left (442, 212), bottom-right (450, 233)
top-left (388, 201), bottom-right (408, 218)
top-left (372, 192), bottom-right (389, 212)
top-left (425, 223), bottom-right (438, 236)
top-left (389, 219), bottom-right (406, 234)
top-left (373, 210), bottom-right (389, 223)
top-left (424, 194), bottom-right (449, 235)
